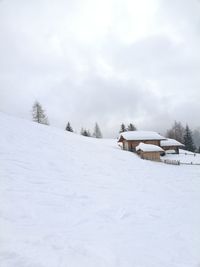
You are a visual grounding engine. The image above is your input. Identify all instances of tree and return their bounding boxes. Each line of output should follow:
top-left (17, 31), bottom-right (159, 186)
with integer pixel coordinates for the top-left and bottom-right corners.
top-left (32, 101), bottom-right (49, 125)
top-left (93, 123), bottom-right (103, 138)
top-left (127, 123), bottom-right (137, 131)
top-left (65, 122), bottom-right (73, 132)
top-left (166, 121), bottom-right (184, 143)
top-left (119, 123), bottom-right (127, 133)
top-left (193, 128), bottom-right (200, 149)
top-left (81, 128), bottom-right (91, 137)
top-left (184, 125), bottom-right (196, 152)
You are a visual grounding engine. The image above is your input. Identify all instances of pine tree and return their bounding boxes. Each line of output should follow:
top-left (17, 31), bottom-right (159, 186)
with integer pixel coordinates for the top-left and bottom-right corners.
top-left (127, 123), bottom-right (137, 131)
top-left (193, 129), bottom-right (200, 149)
top-left (32, 101), bottom-right (49, 125)
top-left (184, 125), bottom-right (196, 152)
top-left (87, 130), bottom-right (91, 137)
top-left (80, 128), bottom-right (85, 136)
top-left (81, 128), bottom-right (91, 137)
top-left (65, 122), bottom-right (73, 132)
top-left (119, 123), bottom-right (127, 133)
top-left (93, 123), bottom-right (103, 138)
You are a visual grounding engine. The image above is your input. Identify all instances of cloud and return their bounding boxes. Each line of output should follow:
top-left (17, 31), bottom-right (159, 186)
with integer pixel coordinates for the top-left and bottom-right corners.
top-left (0, 0), bottom-right (200, 136)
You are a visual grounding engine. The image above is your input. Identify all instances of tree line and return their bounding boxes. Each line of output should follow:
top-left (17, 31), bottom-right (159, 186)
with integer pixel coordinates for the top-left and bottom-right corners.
top-left (166, 121), bottom-right (199, 152)
top-left (32, 101), bottom-right (200, 152)
top-left (32, 101), bottom-right (137, 138)
top-left (119, 123), bottom-right (137, 132)
top-left (32, 101), bottom-right (103, 138)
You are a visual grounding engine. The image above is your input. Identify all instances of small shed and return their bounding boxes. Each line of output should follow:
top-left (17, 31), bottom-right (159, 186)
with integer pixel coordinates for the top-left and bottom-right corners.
top-left (118, 131), bottom-right (166, 152)
top-left (160, 138), bottom-right (184, 154)
top-left (136, 142), bottom-right (164, 162)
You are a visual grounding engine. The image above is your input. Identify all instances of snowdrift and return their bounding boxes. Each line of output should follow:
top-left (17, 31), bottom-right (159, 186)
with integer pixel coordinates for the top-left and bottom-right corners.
top-left (0, 112), bottom-right (200, 267)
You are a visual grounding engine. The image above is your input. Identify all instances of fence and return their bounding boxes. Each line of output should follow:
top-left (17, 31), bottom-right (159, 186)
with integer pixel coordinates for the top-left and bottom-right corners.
top-left (180, 162), bottom-right (200, 166)
top-left (162, 159), bottom-right (200, 166)
top-left (162, 159), bottom-right (180, 165)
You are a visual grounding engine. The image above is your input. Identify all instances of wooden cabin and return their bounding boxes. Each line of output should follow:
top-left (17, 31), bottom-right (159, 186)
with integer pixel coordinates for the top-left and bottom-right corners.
top-left (136, 142), bottom-right (164, 162)
top-left (118, 131), bottom-right (166, 152)
top-left (160, 138), bottom-right (184, 154)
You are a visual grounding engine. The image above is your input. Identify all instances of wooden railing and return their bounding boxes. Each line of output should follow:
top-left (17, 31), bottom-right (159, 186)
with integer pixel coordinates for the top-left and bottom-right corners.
top-left (162, 159), bottom-right (180, 165)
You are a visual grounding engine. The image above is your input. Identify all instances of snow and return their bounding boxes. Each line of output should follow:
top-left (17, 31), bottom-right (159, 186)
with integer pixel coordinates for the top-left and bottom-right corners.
top-left (119, 130), bottom-right (166, 141)
top-left (165, 149), bottom-right (176, 154)
top-left (163, 149), bottom-right (200, 165)
top-left (0, 112), bottom-right (200, 267)
top-left (136, 142), bottom-right (164, 152)
top-left (161, 138), bottom-right (184, 147)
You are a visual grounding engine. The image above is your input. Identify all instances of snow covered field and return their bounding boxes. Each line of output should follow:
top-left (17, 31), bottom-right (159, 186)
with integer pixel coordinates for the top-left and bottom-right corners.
top-left (163, 149), bottom-right (200, 165)
top-left (0, 112), bottom-right (200, 267)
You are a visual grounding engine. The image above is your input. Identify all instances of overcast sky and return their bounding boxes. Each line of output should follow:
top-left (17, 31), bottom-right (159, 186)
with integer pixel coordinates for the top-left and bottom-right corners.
top-left (0, 0), bottom-right (200, 137)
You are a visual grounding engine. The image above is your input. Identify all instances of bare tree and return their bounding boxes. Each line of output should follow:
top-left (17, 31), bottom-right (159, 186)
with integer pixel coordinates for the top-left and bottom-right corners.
top-left (32, 101), bottom-right (49, 125)
top-left (166, 121), bottom-right (184, 143)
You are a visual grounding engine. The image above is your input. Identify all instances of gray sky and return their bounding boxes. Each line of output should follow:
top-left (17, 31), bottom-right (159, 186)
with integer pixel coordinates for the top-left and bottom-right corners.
top-left (0, 0), bottom-right (200, 137)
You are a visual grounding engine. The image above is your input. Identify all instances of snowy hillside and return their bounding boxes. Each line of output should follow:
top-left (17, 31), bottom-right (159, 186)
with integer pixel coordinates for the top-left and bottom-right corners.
top-left (163, 149), bottom-right (200, 165)
top-left (0, 112), bottom-right (200, 267)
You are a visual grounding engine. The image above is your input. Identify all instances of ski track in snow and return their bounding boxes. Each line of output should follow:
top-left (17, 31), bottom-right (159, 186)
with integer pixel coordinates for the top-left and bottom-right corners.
top-left (0, 113), bottom-right (200, 267)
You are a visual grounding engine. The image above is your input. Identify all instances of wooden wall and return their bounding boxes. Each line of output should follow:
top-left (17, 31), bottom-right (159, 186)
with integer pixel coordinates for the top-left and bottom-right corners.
top-left (139, 151), bottom-right (161, 161)
top-left (123, 140), bottom-right (161, 152)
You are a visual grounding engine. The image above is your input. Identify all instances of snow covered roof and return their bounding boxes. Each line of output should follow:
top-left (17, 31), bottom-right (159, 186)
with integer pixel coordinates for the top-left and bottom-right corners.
top-left (161, 138), bottom-right (184, 147)
top-left (118, 131), bottom-right (166, 141)
top-left (165, 149), bottom-right (176, 154)
top-left (136, 142), bottom-right (164, 153)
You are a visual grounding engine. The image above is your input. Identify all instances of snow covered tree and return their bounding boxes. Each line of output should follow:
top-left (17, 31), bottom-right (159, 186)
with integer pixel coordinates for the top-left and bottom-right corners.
top-left (166, 121), bottom-right (184, 143)
top-left (193, 129), bottom-right (200, 149)
top-left (32, 101), bottom-right (49, 125)
top-left (93, 123), bottom-right (102, 138)
top-left (80, 128), bottom-right (84, 136)
top-left (127, 123), bottom-right (137, 131)
top-left (81, 128), bottom-right (91, 137)
top-left (119, 123), bottom-right (127, 133)
top-left (184, 125), bottom-right (196, 152)
top-left (65, 122), bottom-right (73, 132)
top-left (87, 130), bottom-right (91, 137)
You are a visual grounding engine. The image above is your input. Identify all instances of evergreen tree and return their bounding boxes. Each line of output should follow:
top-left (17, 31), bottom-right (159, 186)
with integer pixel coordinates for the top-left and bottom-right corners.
top-left (193, 129), bottom-right (200, 148)
top-left (184, 125), bottom-right (196, 152)
top-left (166, 121), bottom-right (184, 143)
top-left (87, 130), bottom-right (91, 137)
top-left (80, 128), bottom-right (84, 136)
top-left (32, 101), bottom-right (49, 125)
top-left (127, 123), bottom-right (137, 131)
top-left (93, 123), bottom-right (103, 138)
top-left (81, 128), bottom-right (91, 137)
top-left (65, 122), bottom-right (73, 132)
top-left (119, 123), bottom-right (127, 133)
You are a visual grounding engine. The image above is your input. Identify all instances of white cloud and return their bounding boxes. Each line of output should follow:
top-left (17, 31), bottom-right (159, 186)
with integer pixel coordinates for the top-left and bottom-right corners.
top-left (0, 0), bottom-right (200, 136)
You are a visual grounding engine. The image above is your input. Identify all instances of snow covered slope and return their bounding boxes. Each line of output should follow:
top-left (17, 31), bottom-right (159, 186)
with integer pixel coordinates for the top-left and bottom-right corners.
top-left (0, 112), bottom-right (200, 267)
top-left (163, 149), bottom-right (200, 165)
